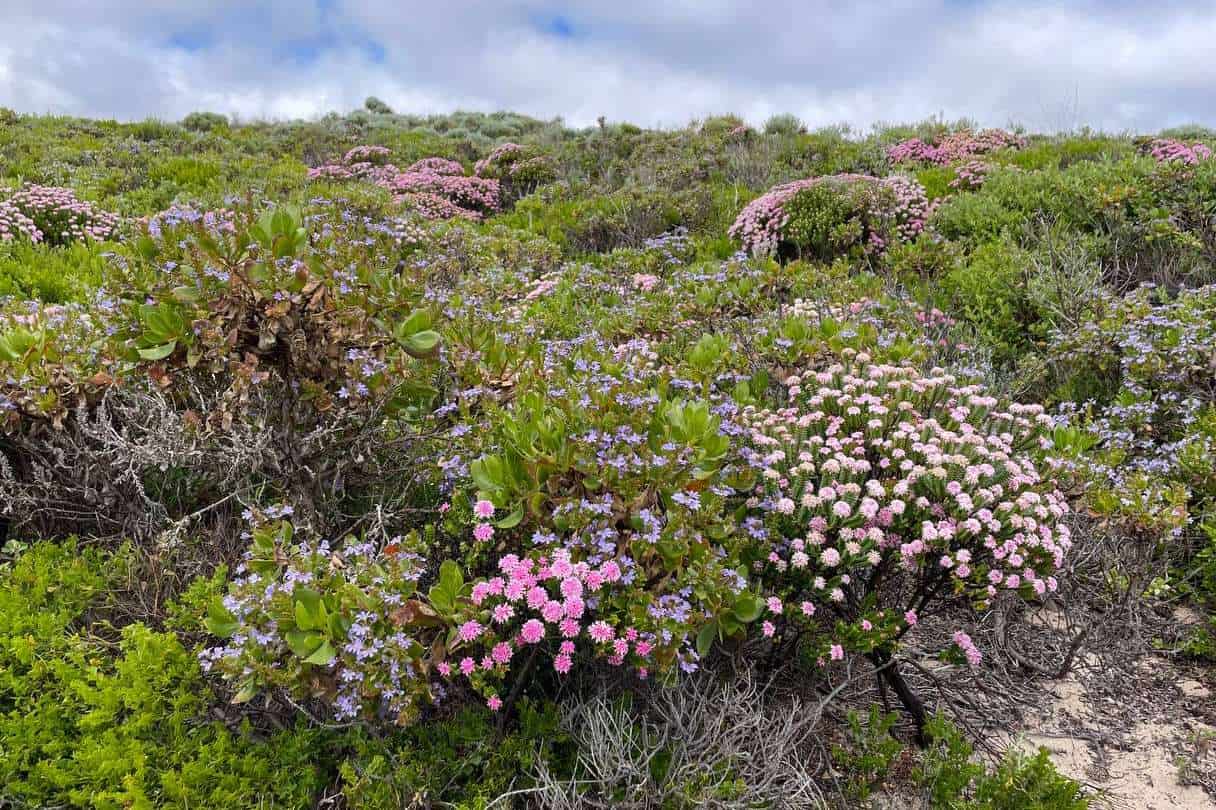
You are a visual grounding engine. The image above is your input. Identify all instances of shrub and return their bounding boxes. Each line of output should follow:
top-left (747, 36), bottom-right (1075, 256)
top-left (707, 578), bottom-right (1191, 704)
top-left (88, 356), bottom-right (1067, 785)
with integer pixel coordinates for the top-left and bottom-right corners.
top-left (914, 714), bottom-right (1089, 808)
top-left (0, 201), bottom-right (444, 543)
top-left (3, 184), bottom-right (121, 246)
top-left (0, 541), bottom-right (329, 810)
top-left (364, 96), bottom-right (394, 115)
top-left (763, 113), bottom-right (804, 136)
top-left (888, 129), bottom-right (1027, 166)
top-left (740, 359), bottom-right (1071, 732)
top-left (474, 142), bottom-right (557, 201)
top-left (1144, 137), bottom-right (1213, 165)
top-left (729, 174), bottom-right (932, 260)
top-left (181, 111), bottom-right (229, 133)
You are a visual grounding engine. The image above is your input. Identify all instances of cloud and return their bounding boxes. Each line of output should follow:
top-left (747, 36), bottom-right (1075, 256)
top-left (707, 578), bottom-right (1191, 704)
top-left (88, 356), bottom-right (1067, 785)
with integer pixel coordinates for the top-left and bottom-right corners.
top-left (0, 1), bottom-right (1212, 132)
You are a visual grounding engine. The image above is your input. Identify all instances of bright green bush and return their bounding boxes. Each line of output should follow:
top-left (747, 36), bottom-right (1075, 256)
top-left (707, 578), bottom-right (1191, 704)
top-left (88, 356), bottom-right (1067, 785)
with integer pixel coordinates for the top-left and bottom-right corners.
top-left (0, 541), bottom-right (329, 810)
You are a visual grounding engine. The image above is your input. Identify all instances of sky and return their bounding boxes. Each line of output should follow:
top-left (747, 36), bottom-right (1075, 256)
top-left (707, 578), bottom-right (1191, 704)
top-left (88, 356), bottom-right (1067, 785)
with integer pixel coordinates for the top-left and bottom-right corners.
top-left (0, 1), bottom-right (1213, 133)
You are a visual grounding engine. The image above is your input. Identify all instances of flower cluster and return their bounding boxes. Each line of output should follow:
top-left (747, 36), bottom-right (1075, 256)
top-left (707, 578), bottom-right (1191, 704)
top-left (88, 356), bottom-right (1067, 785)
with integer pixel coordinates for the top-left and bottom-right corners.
top-left (0, 199), bottom-right (42, 243)
top-left (308, 149), bottom-right (500, 219)
top-left (201, 515), bottom-right (440, 725)
top-left (949, 160), bottom-right (992, 191)
top-left (729, 174), bottom-right (931, 257)
top-left (739, 358), bottom-right (1071, 662)
top-left (343, 145), bottom-right (393, 166)
top-left (380, 170), bottom-right (501, 216)
top-left (887, 129), bottom-right (1025, 166)
top-left (1046, 284), bottom-right (1216, 536)
top-left (440, 547), bottom-right (661, 699)
top-left (4, 184), bottom-right (120, 246)
top-left (1145, 138), bottom-right (1213, 165)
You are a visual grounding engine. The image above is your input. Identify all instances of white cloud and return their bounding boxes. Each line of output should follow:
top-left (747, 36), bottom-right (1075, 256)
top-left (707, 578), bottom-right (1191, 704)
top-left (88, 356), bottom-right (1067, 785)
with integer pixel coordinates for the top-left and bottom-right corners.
top-left (0, 1), bottom-right (1212, 132)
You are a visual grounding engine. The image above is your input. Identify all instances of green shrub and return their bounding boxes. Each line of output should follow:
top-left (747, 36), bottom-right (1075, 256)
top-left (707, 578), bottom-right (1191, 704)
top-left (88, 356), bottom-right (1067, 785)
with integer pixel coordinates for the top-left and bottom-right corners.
top-left (763, 113), bottom-right (803, 136)
top-left (940, 239), bottom-right (1035, 364)
top-left (0, 239), bottom-right (109, 301)
top-left (0, 541), bottom-right (328, 810)
top-left (915, 714), bottom-right (1089, 809)
top-left (180, 112), bottom-right (229, 133)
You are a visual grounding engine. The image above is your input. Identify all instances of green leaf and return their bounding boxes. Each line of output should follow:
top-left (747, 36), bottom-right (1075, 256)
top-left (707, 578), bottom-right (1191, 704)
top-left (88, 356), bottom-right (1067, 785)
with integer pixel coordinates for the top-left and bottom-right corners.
top-left (137, 341), bottom-right (177, 361)
top-left (732, 592), bottom-right (763, 623)
top-left (285, 630), bottom-right (320, 658)
top-left (495, 504), bottom-right (524, 529)
top-left (696, 621), bottom-right (718, 658)
top-left (205, 599), bottom-right (238, 638)
top-left (303, 639), bottom-right (336, 666)
top-left (402, 329), bottom-right (441, 359)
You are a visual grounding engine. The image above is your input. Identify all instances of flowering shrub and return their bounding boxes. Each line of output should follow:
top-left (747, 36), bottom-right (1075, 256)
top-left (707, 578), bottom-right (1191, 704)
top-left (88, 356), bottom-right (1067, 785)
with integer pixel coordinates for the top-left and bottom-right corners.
top-left (1043, 285), bottom-right (1216, 537)
top-left (381, 170), bottom-right (501, 216)
top-left (308, 147), bottom-right (501, 220)
top-left (344, 145), bottom-right (393, 166)
top-left (0, 199), bottom-right (446, 541)
top-left (474, 142), bottom-right (556, 201)
top-left (949, 160), bottom-right (992, 191)
top-left (4, 184), bottom-right (120, 246)
top-left (1145, 138), bottom-right (1213, 165)
top-left (887, 129), bottom-right (1026, 166)
top-left (729, 174), bottom-right (931, 259)
top-left (202, 512), bottom-right (441, 723)
top-left (737, 358), bottom-right (1070, 725)
top-left (0, 200), bottom-right (43, 243)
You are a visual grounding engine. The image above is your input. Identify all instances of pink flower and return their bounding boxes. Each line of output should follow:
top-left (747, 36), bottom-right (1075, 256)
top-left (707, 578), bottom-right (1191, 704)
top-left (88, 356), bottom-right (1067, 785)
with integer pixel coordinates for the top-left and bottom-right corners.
top-left (762, 621), bottom-right (776, 637)
top-left (459, 656), bottom-right (476, 676)
top-left (766, 596), bottom-right (783, 614)
top-left (519, 619), bottom-right (545, 644)
top-left (436, 661), bottom-right (452, 677)
top-left (554, 653), bottom-right (573, 673)
top-left (473, 523), bottom-right (494, 542)
top-left (800, 601), bottom-right (816, 616)
top-left (588, 621), bottom-right (615, 643)
top-left (492, 603), bottom-right (515, 624)
top-left (904, 609), bottom-right (918, 626)
top-left (474, 499), bottom-right (495, 518)
top-left (458, 620), bottom-right (484, 642)
top-left (563, 597), bottom-right (585, 620)
top-left (487, 694), bottom-right (503, 711)
top-left (829, 644), bottom-right (844, 661)
top-left (541, 600), bottom-right (565, 623)
top-left (559, 618), bottom-right (581, 637)
top-left (559, 577), bottom-right (583, 599)
top-left (635, 640), bottom-right (653, 657)
top-left (491, 641), bottom-right (513, 664)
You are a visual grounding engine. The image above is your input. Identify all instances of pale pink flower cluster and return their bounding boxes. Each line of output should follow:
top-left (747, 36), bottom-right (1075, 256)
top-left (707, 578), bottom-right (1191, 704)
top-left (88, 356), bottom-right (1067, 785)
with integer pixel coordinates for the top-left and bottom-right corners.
top-left (405, 157), bottom-right (465, 176)
top-left (742, 357), bottom-right (1071, 660)
top-left (887, 129), bottom-right (1025, 166)
top-left (1147, 138), bottom-right (1213, 165)
top-left (949, 159), bottom-right (992, 191)
top-left (0, 199), bottom-right (42, 243)
top-left (729, 174), bottom-right (931, 256)
top-left (474, 143), bottom-right (524, 177)
top-left (343, 145), bottom-right (392, 166)
top-left (952, 630), bottom-right (983, 667)
top-left (380, 170), bottom-right (500, 215)
top-left (5, 184), bottom-right (120, 244)
top-left (308, 148), bottom-right (501, 219)
top-left (632, 273), bottom-right (660, 292)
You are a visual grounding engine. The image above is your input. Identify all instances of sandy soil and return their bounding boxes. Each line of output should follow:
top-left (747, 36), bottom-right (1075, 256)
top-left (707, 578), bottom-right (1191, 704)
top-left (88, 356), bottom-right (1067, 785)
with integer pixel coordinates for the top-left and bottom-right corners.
top-left (1007, 652), bottom-right (1215, 809)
